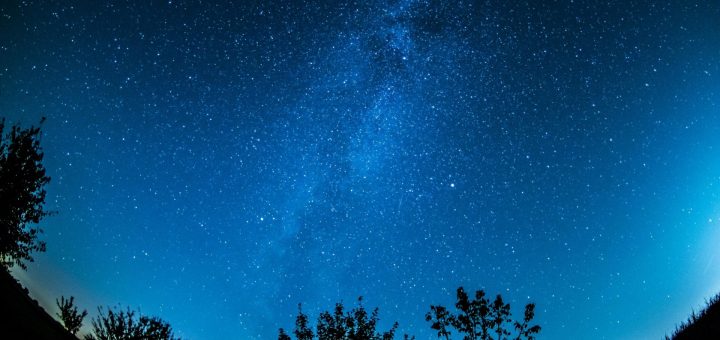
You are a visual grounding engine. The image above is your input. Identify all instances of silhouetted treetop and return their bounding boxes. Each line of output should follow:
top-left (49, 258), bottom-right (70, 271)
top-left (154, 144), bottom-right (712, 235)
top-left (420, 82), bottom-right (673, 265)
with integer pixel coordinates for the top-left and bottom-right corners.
top-left (426, 287), bottom-right (540, 340)
top-left (0, 118), bottom-right (50, 269)
top-left (280, 297), bottom-right (405, 340)
top-left (84, 306), bottom-right (179, 340)
top-left (56, 295), bottom-right (87, 335)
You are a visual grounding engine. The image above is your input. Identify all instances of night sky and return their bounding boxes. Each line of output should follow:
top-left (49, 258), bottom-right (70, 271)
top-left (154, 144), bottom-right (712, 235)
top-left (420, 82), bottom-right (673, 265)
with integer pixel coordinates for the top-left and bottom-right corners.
top-left (2, 0), bottom-right (719, 339)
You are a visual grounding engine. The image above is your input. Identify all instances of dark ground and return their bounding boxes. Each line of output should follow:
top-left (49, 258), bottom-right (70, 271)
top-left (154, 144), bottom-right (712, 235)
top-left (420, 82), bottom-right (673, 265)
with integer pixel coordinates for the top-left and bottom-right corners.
top-left (0, 268), bottom-right (77, 339)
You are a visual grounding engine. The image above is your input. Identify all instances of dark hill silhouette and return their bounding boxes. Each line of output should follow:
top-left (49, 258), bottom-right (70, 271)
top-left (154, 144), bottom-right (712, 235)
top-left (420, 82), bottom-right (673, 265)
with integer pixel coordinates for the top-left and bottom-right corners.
top-left (669, 293), bottom-right (720, 339)
top-left (0, 267), bottom-right (77, 339)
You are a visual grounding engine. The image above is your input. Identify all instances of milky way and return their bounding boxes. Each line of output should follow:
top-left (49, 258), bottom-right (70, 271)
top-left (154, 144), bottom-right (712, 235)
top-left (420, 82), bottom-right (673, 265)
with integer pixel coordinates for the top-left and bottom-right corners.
top-left (2, 1), bottom-right (719, 338)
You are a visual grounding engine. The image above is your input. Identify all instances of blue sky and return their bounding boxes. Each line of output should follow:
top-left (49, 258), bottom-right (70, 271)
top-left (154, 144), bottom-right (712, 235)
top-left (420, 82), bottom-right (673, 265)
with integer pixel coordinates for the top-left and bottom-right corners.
top-left (2, 1), bottom-right (720, 338)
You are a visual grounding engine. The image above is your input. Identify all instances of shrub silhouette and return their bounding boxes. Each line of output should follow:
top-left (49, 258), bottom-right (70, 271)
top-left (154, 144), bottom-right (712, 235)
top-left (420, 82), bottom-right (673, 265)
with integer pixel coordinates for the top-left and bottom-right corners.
top-left (56, 295), bottom-right (87, 335)
top-left (668, 292), bottom-right (720, 339)
top-left (84, 306), bottom-right (178, 340)
top-left (279, 297), bottom-right (404, 340)
top-left (0, 118), bottom-right (50, 269)
top-left (425, 287), bottom-right (540, 340)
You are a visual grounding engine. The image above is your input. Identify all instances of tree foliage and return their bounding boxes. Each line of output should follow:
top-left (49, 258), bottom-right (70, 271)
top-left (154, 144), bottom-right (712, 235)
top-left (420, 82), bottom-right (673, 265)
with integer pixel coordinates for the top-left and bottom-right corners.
top-left (0, 118), bottom-right (50, 269)
top-left (56, 295), bottom-right (88, 335)
top-left (279, 328), bottom-right (293, 340)
top-left (293, 304), bottom-right (314, 340)
top-left (279, 297), bottom-right (402, 340)
top-left (84, 306), bottom-right (179, 340)
top-left (425, 287), bottom-right (540, 340)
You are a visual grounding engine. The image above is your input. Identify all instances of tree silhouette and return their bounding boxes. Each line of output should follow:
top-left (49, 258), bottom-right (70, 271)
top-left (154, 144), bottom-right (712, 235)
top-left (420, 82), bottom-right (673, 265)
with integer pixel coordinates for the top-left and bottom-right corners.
top-left (513, 303), bottom-right (540, 340)
top-left (56, 295), bottom-right (88, 335)
top-left (0, 118), bottom-right (50, 269)
top-left (292, 304), bottom-right (314, 340)
top-left (279, 328), bottom-right (293, 340)
top-left (426, 287), bottom-right (540, 340)
top-left (84, 306), bottom-right (178, 340)
top-left (426, 305), bottom-right (452, 339)
top-left (279, 297), bottom-right (404, 340)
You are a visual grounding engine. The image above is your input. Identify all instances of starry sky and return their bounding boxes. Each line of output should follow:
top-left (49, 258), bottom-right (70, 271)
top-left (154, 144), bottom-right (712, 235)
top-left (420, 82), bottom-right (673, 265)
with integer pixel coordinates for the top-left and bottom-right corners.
top-left (1, 0), bottom-right (719, 339)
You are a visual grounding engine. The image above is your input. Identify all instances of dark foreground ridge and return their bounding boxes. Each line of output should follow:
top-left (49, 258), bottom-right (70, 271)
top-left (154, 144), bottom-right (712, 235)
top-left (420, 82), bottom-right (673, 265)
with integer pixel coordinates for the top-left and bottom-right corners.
top-left (0, 267), bottom-right (77, 339)
top-left (670, 293), bottom-right (720, 339)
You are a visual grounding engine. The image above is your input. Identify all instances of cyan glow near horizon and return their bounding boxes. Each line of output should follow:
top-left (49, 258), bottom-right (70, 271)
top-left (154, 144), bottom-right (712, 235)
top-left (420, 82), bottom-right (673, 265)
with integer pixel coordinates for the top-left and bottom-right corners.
top-left (2, 1), bottom-right (719, 338)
